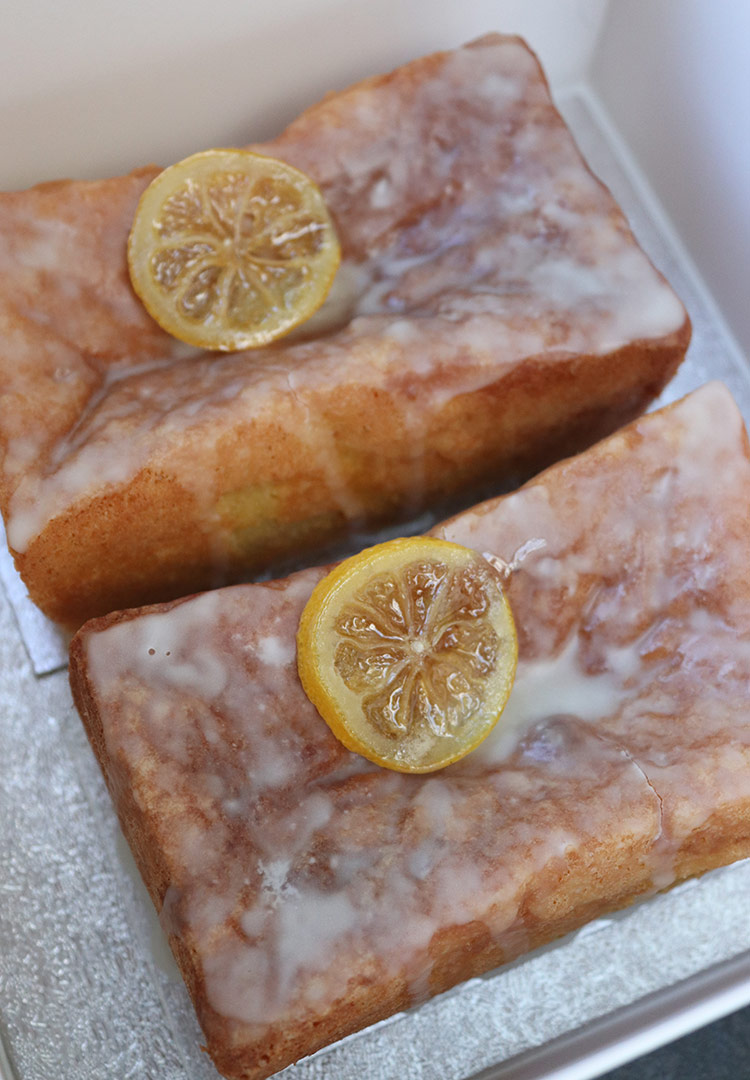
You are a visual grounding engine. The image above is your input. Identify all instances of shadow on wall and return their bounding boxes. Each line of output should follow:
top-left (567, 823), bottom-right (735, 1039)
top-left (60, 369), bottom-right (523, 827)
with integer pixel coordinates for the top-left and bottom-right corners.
top-left (2, 0), bottom-right (607, 188)
top-left (591, 0), bottom-right (750, 360)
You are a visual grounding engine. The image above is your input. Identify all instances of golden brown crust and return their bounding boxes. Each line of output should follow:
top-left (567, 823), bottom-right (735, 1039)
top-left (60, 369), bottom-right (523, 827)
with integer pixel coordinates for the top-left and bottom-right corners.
top-left (27, 327), bottom-right (689, 630)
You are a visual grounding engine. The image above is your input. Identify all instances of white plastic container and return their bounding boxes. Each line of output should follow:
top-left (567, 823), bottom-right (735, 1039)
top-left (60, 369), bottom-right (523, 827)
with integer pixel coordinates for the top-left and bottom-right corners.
top-left (1, 4), bottom-right (749, 1078)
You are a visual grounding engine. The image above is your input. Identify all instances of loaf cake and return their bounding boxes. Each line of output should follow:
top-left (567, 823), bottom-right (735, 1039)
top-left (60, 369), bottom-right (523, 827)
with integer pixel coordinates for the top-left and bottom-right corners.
top-left (69, 382), bottom-right (750, 1080)
top-left (0, 33), bottom-right (690, 630)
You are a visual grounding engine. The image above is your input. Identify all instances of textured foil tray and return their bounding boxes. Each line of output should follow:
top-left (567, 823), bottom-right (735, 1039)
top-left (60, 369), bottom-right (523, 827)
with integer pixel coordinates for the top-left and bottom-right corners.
top-left (2, 86), bottom-right (750, 1080)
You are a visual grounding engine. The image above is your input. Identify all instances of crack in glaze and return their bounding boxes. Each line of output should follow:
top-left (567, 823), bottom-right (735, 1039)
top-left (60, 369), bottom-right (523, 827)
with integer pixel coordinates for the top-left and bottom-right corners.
top-left (580, 720), bottom-right (672, 888)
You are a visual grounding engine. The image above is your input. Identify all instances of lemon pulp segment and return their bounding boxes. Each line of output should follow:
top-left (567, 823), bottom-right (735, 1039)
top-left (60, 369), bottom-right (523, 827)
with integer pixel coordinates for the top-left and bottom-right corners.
top-left (297, 537), bottom-right (518, 773)
top-left (127, 149), bottom-right (340, 351)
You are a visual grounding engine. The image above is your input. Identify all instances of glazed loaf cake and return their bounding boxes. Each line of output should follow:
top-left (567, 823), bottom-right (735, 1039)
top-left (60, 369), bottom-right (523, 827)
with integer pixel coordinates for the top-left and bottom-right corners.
top-left (0, 33), bottom-right (689, 629)
top-left (69, 382), bottom-right (750, 1080)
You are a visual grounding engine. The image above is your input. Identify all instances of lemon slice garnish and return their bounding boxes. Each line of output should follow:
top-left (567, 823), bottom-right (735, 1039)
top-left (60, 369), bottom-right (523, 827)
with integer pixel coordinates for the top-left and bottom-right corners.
top-left (297, 538), bottom-right (518, 773)
top-left (127, 149), bottom-right (341, 351)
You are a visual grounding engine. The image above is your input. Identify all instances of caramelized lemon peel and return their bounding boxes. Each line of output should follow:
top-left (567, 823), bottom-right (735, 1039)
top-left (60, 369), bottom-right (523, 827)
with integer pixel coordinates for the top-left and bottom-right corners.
top-left (297, 537), bottom-right (518, 773)
top-left (127, 149), bottom-right (341, 351)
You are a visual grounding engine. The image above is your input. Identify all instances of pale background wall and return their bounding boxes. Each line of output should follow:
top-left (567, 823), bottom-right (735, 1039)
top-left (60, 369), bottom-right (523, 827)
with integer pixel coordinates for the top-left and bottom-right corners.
top-left (1, 0), bottom-right (608, 187)
top-left (592, 0), bottom-right (750, 357)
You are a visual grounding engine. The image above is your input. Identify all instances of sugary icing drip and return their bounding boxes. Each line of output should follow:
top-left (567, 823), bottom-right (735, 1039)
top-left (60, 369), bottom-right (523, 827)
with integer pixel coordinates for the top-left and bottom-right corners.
top-left (1, 35), bottom-right (686, 553)
top-left (80, 384), bottom-right (750, 1031)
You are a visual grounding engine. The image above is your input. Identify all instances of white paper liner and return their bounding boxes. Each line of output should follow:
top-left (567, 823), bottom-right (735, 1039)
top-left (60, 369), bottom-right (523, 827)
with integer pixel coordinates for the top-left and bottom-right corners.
top-left (0, 522), bottom-right (68, 675)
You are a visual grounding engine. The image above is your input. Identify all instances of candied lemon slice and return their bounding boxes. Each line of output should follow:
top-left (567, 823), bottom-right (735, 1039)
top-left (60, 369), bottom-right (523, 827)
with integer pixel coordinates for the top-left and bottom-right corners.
top-left (297, 537), bottom-right (518, 773)
top-left (127, 149), bottom-right (340, 350)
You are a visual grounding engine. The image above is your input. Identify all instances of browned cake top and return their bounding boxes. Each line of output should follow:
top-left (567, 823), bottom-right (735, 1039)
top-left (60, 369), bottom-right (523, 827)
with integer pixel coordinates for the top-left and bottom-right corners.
top-left (73, 383), bottom-right (750, 1063)
top-left (0, 34), bottom-right (686, 555)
